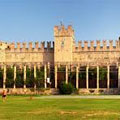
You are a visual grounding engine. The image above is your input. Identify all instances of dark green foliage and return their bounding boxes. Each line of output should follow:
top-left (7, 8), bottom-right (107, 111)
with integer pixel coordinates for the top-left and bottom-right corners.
top-left (99, 67), bottom-right (107, 88)
top-left (0, 68), bottom-right (3, 88)
top-left (26, 68), bottom-right (34, 88)
top-left (50, 67), bottom-right (55, 88)
top-left (99, 67), bottom-right (107, 80)
top-left (58, 66), bottom-right (65, 72)
top-left (16, 69), bottom-right (24, 88)
top-left (79, 72), bottom-right (86, 79)
top-left (59, 82), bottom-right (74, 94)
top-left (36, 68), bottom-right (44, 88)
top-left (89, 68), bottom-right (97, 77)
top-left (6, 67), bottom-right (14, 88)
top-left (89, 68), bottom-right (97, 88)
top-left (68, 72), bottom-right (76, 87)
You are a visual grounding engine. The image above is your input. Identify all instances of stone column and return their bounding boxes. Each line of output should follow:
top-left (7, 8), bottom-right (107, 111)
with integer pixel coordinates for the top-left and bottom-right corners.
top-left (107, 65), bottom-right (110, 89)
top-left (3, 65), bottom-right (6, 89)
top-left (23, 65), bottom-right (26, 89)
top-left (66, 65), bottom-right (68, 84)
top-left (13, 65), bottom-right (16, 89)
top-left (97, 66), bottom-right (99, 89)
top-left (86, 66), bottom-right (89, 89)
top-left (76, 66), bottom-right (79, 89)
top-left (44, 64), bottom-right (47, 88)
top-left (118, 66), bottom-right (120, 88)
top-left (55, 65), bottom-right (57, 88)
top-left (34, 64), bottom-right (36, 89)
top-left (48, 62), bottom-right (50, 80)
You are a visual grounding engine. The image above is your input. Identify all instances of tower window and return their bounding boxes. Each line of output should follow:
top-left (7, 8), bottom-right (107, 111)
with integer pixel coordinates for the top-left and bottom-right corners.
top-left (61, 41), bottom-right (64, 48)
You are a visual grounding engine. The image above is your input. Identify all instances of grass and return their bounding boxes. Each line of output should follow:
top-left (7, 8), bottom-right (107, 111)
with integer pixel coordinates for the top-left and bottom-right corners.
top-left (0, 96), bottom-right (120, 120)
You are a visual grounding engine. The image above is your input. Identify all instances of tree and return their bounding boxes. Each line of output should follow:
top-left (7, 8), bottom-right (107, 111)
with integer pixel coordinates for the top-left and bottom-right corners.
top-left (99, 67), bottom-right (107, 80)
top-left (0, 68), bottom-right (3, 88)
top-left (15, 69), bottom-right (24, 88)
top-left (6, 67), bottom-right (14, 88)
top-left (26, 67), bottom-right (34, 88)
top-left (36, 68), bottom-right (44, 88)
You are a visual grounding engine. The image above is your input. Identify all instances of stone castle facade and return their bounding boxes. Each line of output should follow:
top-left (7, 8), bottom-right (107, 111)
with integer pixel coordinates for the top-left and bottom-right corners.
top-left (0, 24), bottom-right (120, 94)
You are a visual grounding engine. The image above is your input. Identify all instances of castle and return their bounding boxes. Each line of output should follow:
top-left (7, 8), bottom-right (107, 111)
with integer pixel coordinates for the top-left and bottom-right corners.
top-left (0, 24), bottom-right (120, 94)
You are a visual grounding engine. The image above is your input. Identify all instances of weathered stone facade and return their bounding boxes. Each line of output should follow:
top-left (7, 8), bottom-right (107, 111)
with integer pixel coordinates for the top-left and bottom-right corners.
top-left (0, 24), bottom-right (120, 94)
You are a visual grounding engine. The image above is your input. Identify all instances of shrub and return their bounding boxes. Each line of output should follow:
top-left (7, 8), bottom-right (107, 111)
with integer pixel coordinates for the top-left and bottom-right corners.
top-left (59, 82), bottom-right (74, 95)
top-left (16, 69), bottom-right (24, 88)
top-left (99, 67), bottom-right (107, 80)
top-left (26, 68), bottom-right (34, 88)
top-left (6, 67), bottom-right (14, 88)
top-left (36, 68), bottom-right (44, 88)
top-left (0, 69), bottom-right (3, 88)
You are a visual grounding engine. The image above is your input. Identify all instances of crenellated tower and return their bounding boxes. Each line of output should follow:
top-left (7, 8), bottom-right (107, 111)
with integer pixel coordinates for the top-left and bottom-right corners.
top-left (54, 24), bottom-right (74, 63)
top-left (0, 42), bottom-right (8, 62)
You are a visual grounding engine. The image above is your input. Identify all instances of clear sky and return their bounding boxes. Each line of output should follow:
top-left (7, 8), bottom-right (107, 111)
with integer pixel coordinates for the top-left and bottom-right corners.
top-left (0, 0), bottom-right (120, 44)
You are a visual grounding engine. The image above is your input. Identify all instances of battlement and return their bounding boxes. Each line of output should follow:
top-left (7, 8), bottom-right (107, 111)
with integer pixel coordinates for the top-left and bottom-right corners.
top-left (0, 42), bottom-right (8, 50)
top-left (2, 24), bottom-right (120, 54)
top-left (6, 40), bottom-right (120, 52)
top-left (6, 41), bottom-right (54, 52)
top-left (54, 24), bottom-right (74, 37)
top-left (74, 39), bottom-right (120, 52)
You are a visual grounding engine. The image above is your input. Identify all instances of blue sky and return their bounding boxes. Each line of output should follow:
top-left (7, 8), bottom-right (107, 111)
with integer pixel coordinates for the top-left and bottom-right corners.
top-left (0, 0), bottom-right (120, 43)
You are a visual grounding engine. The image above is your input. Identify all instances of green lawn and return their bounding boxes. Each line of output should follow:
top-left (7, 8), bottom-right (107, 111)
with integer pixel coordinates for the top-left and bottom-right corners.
top-left (0, 96), bottom-right (120, 120)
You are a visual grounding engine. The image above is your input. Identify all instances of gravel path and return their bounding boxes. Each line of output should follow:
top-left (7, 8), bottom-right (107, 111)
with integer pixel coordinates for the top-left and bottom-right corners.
top-left (37, 95), bottom-right (120, 99)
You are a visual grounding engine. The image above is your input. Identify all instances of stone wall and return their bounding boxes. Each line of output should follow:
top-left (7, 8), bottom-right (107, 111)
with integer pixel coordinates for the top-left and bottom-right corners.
top-left (0, 25), bottom-right (119, 66)
top-left (0, 25), bottom-right (119, 94)
top-left (0, 88), bottom-right (119, 95)
top-left (0, 88), bottom-right (59, 95)
top-left (73, 51), bottom-right (120, 66)
top-left (4, 42), bottom-right (54, 64)
top-left (73, 40), bottom-right (120, 66)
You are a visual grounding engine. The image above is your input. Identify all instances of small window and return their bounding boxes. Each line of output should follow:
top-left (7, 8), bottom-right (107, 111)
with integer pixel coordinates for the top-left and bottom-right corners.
top-left (61, 41), bottom-right (64, 48)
